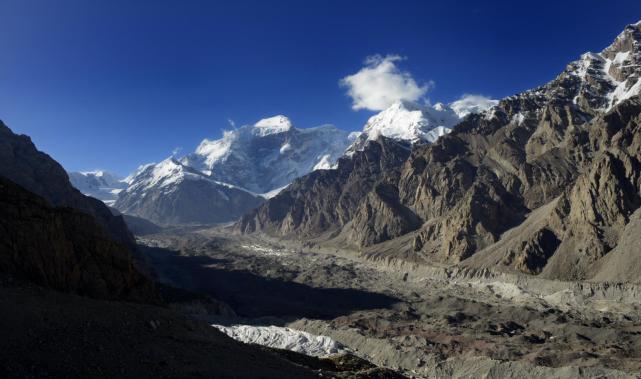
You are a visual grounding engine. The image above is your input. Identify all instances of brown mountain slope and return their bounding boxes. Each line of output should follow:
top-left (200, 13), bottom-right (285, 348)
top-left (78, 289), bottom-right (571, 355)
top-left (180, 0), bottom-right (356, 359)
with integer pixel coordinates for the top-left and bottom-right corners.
top-left (236, 136), bottom-right (414, 243)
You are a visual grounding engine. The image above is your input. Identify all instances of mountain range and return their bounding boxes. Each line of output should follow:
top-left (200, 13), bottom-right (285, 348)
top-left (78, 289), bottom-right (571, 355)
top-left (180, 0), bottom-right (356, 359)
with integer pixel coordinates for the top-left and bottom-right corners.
top-left (72, 100), bottom-right (493, 225)
top-left (237, 21), bottom-right (641, 283)
top-left (5, 19), bottom-right (641, 379)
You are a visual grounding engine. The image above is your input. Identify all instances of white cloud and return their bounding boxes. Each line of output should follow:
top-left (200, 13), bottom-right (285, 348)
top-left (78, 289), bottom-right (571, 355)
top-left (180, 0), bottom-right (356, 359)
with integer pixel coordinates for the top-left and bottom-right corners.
top-left (340, 55), bottom-right (431, 111)
top-left (171, 146), bottom-right (182, 157)
top-left (449, 94), bottom-right (498, 118)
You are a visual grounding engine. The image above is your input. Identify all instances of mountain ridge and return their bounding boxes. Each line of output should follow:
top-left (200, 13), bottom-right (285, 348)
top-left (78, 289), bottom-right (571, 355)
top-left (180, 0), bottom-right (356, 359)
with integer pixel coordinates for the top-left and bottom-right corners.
top-left (114, 157), bottom-right (264, 225)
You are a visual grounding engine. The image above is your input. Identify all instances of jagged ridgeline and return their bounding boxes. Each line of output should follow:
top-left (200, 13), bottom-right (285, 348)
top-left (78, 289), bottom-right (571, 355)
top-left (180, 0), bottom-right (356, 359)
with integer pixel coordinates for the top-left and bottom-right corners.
top-left (237, 22), bottom-right (641, 282)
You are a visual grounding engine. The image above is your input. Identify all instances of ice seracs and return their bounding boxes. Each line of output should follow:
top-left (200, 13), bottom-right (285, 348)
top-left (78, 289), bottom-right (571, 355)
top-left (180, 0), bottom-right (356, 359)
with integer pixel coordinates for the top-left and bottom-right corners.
top-left (211, 324), bottom-right (348, 357)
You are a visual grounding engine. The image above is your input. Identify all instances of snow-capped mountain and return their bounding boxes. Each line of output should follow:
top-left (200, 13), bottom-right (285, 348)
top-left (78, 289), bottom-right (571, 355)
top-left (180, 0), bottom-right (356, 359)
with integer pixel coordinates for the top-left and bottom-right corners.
top-left (106, 104), bottom-right (498, 225)
top-left (180, 115), bottom-right (354, 194)
top-left (563, 22), bottom-right (641, 111)
top-left (362, 100), bottom-right (459, 143)
top-left (114, 158), bottom-right (263, 225)
top-left (68, 170), bottom-right (127, 205)
top-left (347, 98), bottom-right (495, 152)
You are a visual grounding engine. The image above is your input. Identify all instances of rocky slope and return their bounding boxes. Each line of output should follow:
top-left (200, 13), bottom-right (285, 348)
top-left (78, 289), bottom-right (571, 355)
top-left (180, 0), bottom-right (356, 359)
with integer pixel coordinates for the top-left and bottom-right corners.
top-left (238, 21), bottom-right (641, 282)
top-left (0, 121), bottom-right (136, 249)
top-left (115, 158), bottom-right (264, 225)
top-left (0, 175), bottom-right (157, 302)
top-left (181, 115), bottom-right (354, 194)
top-left (236, 137), bottom-right (413, 241)
top-left (68, 170), bottom-right (126, 205)
top-left (236, 98), bottom-right (496, 239)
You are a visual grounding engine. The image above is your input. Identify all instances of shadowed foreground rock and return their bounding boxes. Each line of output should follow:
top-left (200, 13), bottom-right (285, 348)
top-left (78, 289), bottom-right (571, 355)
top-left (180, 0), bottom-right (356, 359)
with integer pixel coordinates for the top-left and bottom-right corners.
top-left (0, 176), bottom-right (157, 302)
top-left (0, 120), bottom-right (136, 248)
top-left (0, 278), bottom-right (405, 379)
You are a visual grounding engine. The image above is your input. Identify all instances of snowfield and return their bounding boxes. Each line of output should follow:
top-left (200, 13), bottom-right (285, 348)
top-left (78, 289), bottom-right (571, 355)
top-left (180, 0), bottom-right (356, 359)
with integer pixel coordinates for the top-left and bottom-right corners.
top-left (211, 324), bottom-right (348, 357)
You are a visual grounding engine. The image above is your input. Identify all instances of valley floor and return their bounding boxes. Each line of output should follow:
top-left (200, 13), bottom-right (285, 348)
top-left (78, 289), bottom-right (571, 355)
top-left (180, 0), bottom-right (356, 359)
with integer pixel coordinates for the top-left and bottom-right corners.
top-left (136, 227), bottom-right (641, 379)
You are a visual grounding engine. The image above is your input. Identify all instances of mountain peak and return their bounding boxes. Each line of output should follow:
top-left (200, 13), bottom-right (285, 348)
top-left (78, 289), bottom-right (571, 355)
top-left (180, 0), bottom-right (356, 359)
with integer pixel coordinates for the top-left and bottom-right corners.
top-left (115, 158), bottom-right (263, 225)
top-left (123, 157), bottom-right (203, 195)
top-left (361, 101), bottom-right (458, 144)
top-left (253, 115), bottom-right (293, 136)
top-left (180, 118), bottom-right (352, 193)
top-left (548, 22), bottom-right (641, 112)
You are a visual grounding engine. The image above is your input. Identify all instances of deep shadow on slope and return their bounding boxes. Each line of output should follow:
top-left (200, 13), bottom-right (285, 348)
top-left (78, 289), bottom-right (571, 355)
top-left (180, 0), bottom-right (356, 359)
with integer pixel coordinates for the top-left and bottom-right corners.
top-left (0, 277), bottom-right (340, 379)
top-left (142, 246), bottom-right (400, 319)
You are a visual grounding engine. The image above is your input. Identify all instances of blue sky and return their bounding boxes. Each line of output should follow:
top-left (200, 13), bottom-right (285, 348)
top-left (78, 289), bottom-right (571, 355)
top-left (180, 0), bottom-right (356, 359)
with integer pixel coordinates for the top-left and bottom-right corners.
top-left (1, 0), bottom-right (640, 175)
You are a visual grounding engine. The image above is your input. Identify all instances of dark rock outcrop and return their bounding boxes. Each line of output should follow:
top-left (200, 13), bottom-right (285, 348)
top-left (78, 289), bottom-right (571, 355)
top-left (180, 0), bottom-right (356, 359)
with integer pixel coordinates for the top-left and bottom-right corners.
top-left (0, 176), bottom-right (157, 302)
top-left (0, 121), bottom-right (135, 248)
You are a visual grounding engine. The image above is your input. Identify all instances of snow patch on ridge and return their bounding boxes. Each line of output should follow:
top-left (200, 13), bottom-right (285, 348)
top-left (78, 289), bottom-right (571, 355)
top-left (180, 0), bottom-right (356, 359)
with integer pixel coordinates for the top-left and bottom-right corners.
top-left (261, 185), bottom-right (289, 199)
top-left (313, 154), bottom-right (334, 170)
top-left (279, 142), bottom-right (292, 154)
